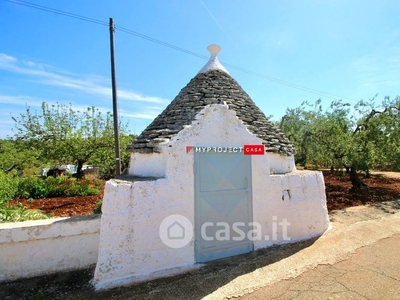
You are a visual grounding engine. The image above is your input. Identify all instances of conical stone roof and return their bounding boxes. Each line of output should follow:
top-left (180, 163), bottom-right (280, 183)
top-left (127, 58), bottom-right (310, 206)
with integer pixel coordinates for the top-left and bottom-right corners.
top-left (128, 46), bottom-right (294, 156)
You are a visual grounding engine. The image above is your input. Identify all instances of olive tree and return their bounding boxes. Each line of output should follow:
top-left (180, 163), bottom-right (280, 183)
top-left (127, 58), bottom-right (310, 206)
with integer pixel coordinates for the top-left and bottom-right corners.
top-left (350, 96), bottom-right (400, 179)
top-left (280, 95), bottom-right (400, 187)
top-left (0, 138), bottom-right (42, 175)
top-left (279, 100), bottom-right (324, 168)
top-left (12, 102), bottom-right (130, 178)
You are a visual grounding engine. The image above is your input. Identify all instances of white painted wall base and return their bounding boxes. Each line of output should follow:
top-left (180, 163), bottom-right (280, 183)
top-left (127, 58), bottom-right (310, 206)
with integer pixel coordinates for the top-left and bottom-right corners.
top-left (252, 170), bottom-right (330, 250)
top-left (0, 215), bottom-right (100, 282)
top-left (93, 178), bottom-right (196, 290)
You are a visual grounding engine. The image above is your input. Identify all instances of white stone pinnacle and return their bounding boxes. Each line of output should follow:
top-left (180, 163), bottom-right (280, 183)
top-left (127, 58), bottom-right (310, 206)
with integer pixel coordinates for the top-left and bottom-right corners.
top-left (198, 44), bottom-right (230, 74)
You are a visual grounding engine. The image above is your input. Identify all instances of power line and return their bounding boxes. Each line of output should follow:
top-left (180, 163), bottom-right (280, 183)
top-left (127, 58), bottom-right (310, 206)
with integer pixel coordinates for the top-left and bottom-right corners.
top-left (4, 0), bottom-right (360, 102)
top-left (116, 26), bottom-right (209, 60)
top-left (4, 0), bottom-right (108, 26)
top-left (116, 25), bottom-right (358, 101)
top-left (118, 25), bottom-right (358, 101)
top-left (220, 63), bottom-right (356, 101)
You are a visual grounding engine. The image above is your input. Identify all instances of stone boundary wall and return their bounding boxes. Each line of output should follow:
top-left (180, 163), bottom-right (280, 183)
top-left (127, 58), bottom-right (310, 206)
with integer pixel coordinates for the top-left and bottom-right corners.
top-left (0, 215), bottom-right (100, 282)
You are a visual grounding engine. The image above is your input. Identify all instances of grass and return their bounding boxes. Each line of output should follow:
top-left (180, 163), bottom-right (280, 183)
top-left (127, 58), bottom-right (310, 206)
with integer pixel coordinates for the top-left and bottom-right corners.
top-left (0, 204), bottom-right (50, 223)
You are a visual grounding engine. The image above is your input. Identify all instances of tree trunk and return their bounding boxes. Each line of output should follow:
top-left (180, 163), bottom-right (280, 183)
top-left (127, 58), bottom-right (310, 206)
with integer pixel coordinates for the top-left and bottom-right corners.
top-left (76, 160), bottom-right (84, 179)
top-left (350, 165), bottom-right (367, 188)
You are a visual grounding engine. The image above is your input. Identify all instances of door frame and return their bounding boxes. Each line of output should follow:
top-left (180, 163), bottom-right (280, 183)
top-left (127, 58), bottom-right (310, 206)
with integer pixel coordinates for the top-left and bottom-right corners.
top-left (194, 150), bottom-right (253, 263)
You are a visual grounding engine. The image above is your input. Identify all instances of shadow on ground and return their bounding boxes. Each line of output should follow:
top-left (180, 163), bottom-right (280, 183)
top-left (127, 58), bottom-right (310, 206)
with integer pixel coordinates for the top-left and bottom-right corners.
top-left (371, 199), bottom-right (400, 213)
top-left (0, 238), bottom-right (318, 300)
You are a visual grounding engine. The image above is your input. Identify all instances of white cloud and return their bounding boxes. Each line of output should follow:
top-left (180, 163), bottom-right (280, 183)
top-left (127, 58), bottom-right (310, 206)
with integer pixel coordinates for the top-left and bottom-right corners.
top-left (0, 95), bottom-right (43, 106)
top-left (0, 53), bottom-right (169, 104)
top-left (119, 109), bottom-right (160, 120)
top-left (0, 53), bottom-right (17, 65)
top-left (0, 93), bottom-right (162, 125)
top-left (0, 53), bottom-right (169, 138)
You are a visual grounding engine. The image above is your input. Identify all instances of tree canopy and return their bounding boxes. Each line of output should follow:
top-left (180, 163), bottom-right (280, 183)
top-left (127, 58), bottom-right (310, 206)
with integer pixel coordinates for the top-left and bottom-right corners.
top-left (11, 102), bottom-right (132, 178)
top-left (280, 96), bottom-right (400, 186)
top-left (0, 138), bottom-right (41, 175)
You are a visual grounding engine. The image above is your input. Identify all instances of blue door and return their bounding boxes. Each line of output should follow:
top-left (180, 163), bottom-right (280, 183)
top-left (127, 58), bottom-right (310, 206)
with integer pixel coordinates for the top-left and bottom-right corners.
top-left (195, 151), bottom-right (253, 262)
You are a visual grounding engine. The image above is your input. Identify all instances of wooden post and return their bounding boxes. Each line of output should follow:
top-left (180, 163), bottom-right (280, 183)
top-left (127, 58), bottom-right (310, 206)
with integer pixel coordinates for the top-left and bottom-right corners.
top-left (109, 17), bottom-right (121, 176)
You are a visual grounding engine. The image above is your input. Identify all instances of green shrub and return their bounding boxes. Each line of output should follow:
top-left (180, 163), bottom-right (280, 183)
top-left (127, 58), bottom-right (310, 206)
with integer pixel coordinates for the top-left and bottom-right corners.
top-left (44, 176), bottom-right (72, 197)
top-left (15, 176), bottom-right (102, 199)
top-left (0, 204), bottom-right (50, 223)
top-left (0, 170), bottom-right (18, 205)
top-left (1, 174), bottom-right (102, 223)
top-left (17, 176), bottom-right (47, 199)
top-left (92, 201), bottom-right (102, 214)
top-left (65, 178), bottom-right (101, 196)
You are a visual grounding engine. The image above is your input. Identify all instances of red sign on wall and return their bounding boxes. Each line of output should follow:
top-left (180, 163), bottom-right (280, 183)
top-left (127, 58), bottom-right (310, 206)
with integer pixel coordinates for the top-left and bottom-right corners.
top-left (244, 144), bottom-right (265, 155)
top-left (186, 146), bottom-right (193, 153)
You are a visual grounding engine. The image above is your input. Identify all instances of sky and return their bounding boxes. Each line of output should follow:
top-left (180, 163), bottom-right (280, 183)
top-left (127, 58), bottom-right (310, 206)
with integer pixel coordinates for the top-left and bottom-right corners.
top-left (1, 0), bottom-right (399, 139)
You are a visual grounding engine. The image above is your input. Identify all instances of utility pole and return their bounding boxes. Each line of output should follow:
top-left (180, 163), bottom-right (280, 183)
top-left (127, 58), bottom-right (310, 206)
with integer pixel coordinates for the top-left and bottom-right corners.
top-left (109, 17), bottom-right (121, 176)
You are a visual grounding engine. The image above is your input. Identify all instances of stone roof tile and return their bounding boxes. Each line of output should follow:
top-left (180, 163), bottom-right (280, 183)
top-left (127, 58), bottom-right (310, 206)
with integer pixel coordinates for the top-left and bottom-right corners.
top-left (128, 69), bottom-right (294, 156)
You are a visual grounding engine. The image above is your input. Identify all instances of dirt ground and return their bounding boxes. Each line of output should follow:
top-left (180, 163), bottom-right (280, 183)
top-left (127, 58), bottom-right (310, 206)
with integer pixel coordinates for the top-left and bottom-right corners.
top-left (10, 170), bottom-right (400, 218)
top-left (10, 183), bottom-right (105, 218)
top-left (324, 170), bottom-right (400, 211)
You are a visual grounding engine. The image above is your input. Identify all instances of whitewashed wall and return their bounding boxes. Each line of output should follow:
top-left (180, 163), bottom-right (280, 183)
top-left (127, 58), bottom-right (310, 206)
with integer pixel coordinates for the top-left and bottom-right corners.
top-left (128, 152), bottom-right (166, 177)
top-left (94, 104), bottom-right (329, 290)
top-left (0, 215), bottom-right (100, 282)
top-left (252, 170), bottom-right (329, 250)
top-left (268, 152), bottom-right (296, 174)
